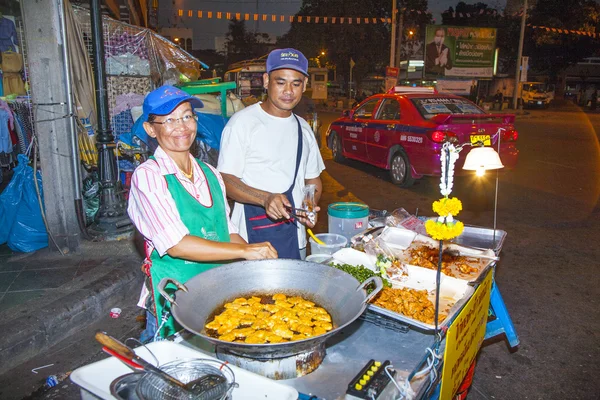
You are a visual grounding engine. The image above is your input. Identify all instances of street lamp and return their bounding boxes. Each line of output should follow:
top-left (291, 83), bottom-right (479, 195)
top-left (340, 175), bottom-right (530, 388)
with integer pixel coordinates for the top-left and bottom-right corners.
top-left (88, 0), bottom-right (133, 240)
top-left (405, 29), bottom-right (415, 80)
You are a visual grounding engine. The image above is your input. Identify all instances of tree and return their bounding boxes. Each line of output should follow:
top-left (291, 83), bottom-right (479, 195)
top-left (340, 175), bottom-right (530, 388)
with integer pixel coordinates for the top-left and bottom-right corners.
top-left (279, 0), bottom-right (430, 88)
top-left (441, 0), bottom-right (600, 80)
top-left (224, 20), bottom-right (271, 67)
top-left (526, 0), bottom-right (600, 80)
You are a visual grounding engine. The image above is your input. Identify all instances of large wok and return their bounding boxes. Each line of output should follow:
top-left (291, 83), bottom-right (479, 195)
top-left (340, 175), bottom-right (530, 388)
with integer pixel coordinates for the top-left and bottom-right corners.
top-left (157, 259), bottom-right (382, 358)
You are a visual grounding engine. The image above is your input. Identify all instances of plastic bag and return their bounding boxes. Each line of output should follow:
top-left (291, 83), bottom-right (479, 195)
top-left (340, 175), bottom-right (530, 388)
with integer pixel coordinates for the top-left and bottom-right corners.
top-left (362, 234), bottom-right (408, 281)
top-left (82, 171), bottom-right (100, 226)
top-left (386, 207), bottom-right (427, 236)
top-left (0, 154), bottom-right (48, 252)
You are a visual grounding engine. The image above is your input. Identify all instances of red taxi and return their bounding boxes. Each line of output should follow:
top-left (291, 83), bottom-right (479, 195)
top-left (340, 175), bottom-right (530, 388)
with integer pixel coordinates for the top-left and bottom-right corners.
top-left (325, 87), bottom-right (519, 187)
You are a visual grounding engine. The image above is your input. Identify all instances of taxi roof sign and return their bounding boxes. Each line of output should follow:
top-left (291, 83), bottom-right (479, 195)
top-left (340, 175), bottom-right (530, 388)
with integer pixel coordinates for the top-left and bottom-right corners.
top-left (388, 86), bottom-right (436, 94)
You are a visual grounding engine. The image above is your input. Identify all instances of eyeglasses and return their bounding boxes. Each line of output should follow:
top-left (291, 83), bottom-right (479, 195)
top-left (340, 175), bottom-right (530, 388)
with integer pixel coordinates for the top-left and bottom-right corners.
top-left (151, 114), bottom-right (198, 127)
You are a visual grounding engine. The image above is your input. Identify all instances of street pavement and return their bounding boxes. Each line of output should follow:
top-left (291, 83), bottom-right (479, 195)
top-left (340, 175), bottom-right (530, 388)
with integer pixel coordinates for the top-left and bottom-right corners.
top-left (0, 240), bottom-right (144, 399)
top-left (0, 104), bottom-right (599, 399)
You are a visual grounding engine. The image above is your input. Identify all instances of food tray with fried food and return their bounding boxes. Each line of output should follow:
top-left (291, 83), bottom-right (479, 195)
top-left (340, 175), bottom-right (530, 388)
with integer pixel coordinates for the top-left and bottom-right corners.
top-left (368, 265), bottom-right (474, 331)
top-left (388, 234), bottom-right (496, 282)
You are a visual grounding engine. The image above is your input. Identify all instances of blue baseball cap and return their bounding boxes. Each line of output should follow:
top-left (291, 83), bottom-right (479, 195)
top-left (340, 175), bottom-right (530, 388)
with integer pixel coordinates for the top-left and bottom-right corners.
top-left (142, 85), bottom-right (203, 118)
top-left (266, 48), bottom-right (309, 76)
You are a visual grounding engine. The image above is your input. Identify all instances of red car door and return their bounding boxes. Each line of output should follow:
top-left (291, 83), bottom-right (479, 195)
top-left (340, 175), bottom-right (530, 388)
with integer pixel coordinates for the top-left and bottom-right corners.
top-left (343, 98), bottom-right (380, 161)
top-left (366, 97), bottom-right (402, 168)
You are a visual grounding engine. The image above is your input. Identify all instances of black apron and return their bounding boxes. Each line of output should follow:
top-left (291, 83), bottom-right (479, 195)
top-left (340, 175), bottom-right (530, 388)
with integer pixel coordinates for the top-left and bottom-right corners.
top-left (244, 115), bottom-right (302, 259)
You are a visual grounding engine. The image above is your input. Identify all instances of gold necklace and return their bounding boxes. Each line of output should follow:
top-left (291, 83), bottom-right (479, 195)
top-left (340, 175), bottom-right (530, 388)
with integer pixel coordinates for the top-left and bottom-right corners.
top-left (178, 164), bottom-right (194, 180)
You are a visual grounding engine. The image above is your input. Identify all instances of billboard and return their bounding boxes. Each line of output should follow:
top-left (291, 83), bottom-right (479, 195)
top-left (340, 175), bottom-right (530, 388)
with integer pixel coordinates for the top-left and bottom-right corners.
top-left (424, 25), bottom-right (497, 79)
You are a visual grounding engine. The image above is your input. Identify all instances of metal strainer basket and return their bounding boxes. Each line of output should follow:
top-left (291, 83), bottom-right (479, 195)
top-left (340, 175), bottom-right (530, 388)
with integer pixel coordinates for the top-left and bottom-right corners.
top-left (135, 359), bottom-right (237, 400)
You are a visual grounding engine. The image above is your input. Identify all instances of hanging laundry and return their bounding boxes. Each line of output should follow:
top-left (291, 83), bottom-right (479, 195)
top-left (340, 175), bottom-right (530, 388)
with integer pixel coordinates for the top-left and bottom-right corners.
top-left (1, 51), bottom-right (25, 95)
top-left (0, 109), bottom-right (13, 154)
top-left (0, 17), bottom-right (18, 52)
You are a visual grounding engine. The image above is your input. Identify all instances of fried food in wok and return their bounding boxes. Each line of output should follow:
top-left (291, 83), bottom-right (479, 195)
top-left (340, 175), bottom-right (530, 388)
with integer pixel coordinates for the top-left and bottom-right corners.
top-left (205, 294), bottom-right (334, 344)
top-left (372, 287), bottom-right (445, 325)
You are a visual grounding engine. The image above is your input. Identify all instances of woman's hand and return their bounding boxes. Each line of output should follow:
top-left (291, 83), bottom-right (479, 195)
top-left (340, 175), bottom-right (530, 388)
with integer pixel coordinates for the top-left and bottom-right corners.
top-left (243, 241), bottom-right (278, 260)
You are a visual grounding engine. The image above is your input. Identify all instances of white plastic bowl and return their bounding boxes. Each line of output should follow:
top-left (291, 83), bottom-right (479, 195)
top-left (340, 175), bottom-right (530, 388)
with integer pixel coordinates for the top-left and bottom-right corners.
top-left (309, 233), bottom-right (348, 255)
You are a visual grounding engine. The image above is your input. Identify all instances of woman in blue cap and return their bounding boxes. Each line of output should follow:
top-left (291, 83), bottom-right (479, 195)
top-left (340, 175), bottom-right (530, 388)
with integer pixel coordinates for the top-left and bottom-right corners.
top-left (128, 85), bottom-right (277, 340)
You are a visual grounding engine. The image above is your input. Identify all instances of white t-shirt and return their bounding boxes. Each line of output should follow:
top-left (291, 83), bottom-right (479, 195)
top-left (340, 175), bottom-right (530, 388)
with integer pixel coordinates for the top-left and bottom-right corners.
top-left (218, 103), bottom-right (325, 248)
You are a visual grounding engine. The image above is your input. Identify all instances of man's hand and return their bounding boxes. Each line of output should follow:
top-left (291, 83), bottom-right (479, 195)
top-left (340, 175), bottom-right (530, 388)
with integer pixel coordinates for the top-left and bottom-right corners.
top-left (435, 57), bottom-right (441, 66)
top-left (242, 241), bottom-right (278, 259)
top-left (440, 49), bottom-right (448, 66)
top-left (264, 193), bottom-right (292, 220)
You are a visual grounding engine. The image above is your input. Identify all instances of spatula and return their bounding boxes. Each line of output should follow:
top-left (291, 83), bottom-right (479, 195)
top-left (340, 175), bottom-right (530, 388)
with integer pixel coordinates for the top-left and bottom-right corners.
top-left (95, 331), bottom-right (227, 395)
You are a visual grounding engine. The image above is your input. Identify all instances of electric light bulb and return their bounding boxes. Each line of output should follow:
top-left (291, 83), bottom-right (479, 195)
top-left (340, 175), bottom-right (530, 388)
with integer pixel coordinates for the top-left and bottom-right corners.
top-left (476, 166), bottom-right (485, 177)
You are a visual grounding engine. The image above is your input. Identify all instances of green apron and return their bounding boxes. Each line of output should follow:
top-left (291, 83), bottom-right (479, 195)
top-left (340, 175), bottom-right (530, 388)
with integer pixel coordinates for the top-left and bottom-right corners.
top-left (148, 157), bottom-right (230, 338)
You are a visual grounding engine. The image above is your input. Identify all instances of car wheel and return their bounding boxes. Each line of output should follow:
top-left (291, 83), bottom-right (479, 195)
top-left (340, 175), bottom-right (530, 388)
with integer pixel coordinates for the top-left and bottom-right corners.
top-left (389, 150), bottom-right (415, 187)
top-left (332, 133), bottom-right (345, 162)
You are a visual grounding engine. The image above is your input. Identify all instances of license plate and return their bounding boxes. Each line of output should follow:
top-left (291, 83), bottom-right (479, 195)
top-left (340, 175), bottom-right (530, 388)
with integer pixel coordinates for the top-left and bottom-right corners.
top-left (537, 101), bottom-right (542, 105)
top-left (470, 135), bottom-right (491, 146)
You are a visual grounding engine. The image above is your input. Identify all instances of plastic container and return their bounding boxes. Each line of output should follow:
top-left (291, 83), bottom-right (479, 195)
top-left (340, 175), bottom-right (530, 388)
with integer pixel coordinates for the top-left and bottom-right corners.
top-left (379, 226), bottom-right (417, 250)
top-left (328, 202), bottom-right (370, 242)
top-left (309, 233), bottom-right (348, 255)
top-left (305, 254), bottom-right (333, 264)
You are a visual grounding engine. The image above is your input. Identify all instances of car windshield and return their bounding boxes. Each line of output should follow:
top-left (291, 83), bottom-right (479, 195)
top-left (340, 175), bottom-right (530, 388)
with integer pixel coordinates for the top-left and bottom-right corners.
top-left (523, 84), bottom-right (546, 93)
top-left (411, 97), bottom-right (484, 119)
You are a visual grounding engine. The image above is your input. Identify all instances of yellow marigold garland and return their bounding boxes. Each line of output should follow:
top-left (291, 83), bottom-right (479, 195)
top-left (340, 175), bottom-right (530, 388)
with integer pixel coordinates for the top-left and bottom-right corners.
top-left (427, 143), bottom-right (467, 241)
top-left (432, 197), bottom-right (462, 216)
top-left (426, 196), bottom-right (465, 241)
top-left (425, 219), bottom-right (465, 241)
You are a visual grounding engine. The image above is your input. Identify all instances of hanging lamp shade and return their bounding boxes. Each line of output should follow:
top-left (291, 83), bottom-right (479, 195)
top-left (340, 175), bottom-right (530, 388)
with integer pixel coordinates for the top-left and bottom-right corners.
top-left (462, 147), bottom-right (504, 172)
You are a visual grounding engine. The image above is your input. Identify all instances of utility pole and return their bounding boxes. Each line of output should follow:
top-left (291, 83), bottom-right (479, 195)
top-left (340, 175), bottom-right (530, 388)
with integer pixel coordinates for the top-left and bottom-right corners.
top-left (255, 0), bottom-right (259, 33)
top-left (349, 58), bottom-right (355, 102)
top-left (390, 0), bottom-right (397, 67)
top-left (395, 6), bottom-right (404, 78)
top-left (512, 0), bottom-right (528, 110)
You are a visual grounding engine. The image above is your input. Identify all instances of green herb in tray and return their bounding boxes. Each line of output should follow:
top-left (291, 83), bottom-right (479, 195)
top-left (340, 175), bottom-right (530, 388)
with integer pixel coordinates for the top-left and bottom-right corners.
top-left (330, 262), bottom-right (391, 291)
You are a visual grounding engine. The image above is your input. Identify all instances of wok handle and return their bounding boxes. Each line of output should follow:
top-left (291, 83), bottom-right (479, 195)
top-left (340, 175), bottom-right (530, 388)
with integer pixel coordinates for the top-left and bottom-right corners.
top-left (357, 276), bottom-right (384, 304)
top-left (157, 277), bottom-right (188, 307)
top-left (102, 347), bottom-right (144, 370)
top-left (96, 332), bottom-right (187, 389)
top-left (95, 331), bottom-right (136, 360)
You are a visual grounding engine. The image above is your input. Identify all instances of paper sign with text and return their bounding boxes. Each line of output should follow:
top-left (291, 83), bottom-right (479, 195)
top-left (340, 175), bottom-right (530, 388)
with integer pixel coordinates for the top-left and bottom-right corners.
top-left (440, 269), bottom-right (493, 399)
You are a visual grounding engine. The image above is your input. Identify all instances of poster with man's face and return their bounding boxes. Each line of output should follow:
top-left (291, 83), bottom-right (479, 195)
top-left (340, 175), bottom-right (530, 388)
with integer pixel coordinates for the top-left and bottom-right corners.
top-left (424, 25), bottom-right (496, 79)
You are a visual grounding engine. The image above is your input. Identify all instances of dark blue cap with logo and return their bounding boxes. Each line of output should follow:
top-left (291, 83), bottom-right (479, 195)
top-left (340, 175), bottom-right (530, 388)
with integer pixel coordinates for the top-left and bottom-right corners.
top-left (142, 85), bottom-right (203, 118)
top-left (266, 48), bottom-right (309, 76)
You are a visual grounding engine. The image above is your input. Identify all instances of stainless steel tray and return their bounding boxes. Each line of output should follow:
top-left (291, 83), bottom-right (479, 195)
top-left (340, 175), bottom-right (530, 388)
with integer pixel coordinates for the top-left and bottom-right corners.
top-left (450, 225), bottom-right (507, 255)
top-left (367, 284), bottom-right (475, 332)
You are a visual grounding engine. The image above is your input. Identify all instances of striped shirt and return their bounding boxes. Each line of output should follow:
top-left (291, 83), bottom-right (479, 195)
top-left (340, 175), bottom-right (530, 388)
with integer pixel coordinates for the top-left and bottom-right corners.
top-left (127, 146), bottom-right (238, 257)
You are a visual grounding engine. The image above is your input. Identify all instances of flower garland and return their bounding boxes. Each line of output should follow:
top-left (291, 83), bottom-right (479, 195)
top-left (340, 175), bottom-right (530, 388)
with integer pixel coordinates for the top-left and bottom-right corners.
top-left (426, 143), bottom-right (465, 241)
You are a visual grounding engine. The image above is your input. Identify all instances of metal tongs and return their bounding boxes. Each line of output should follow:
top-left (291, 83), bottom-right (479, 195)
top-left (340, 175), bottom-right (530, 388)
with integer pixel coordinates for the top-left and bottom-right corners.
top-left (285, 206), bottom-right (316, 223)
top-left (444, 248), bottom-right (499, 261)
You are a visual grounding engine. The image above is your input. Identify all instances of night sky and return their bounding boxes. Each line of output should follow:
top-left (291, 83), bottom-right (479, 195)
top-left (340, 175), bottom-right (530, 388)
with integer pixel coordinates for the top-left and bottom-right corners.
top-left (160, 0), bottom-right (509, 50)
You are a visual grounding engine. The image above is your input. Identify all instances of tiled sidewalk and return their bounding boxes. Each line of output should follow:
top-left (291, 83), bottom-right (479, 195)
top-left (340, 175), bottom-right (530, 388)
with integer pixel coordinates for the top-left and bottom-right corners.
top-left (0, 239), bottom-right (144, 377)
top-left (0, 244), bottom-right (106, 310)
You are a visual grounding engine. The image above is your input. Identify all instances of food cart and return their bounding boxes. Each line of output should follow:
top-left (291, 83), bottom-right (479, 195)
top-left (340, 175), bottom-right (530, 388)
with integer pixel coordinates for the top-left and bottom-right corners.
top-left (72, 134), bottom-right (518, 400)
top-left (71, 216), bottom-right (518, 400)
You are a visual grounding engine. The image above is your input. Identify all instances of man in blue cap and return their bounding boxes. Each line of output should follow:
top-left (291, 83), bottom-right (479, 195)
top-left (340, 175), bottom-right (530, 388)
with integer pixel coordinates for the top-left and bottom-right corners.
top-left (218, 49), bottom-right (325, 260)
top-left (128, 85), bottom-right (277, 340)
